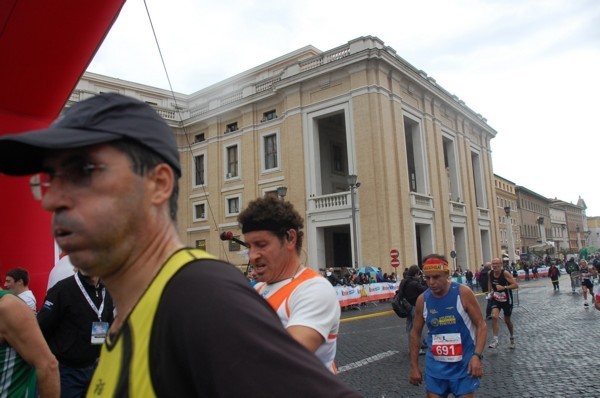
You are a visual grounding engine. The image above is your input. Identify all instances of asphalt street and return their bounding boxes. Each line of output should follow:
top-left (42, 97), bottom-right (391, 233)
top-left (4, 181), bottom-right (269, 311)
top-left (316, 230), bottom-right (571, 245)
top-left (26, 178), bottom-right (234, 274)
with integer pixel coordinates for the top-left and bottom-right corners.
top-left (336, 274), bottom-right (600, 398)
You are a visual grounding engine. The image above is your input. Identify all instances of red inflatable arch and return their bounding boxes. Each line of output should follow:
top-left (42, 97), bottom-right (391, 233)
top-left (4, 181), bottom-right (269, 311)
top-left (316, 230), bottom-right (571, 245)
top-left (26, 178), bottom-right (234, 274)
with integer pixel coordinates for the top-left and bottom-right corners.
top-left (0, 0), bottom-right (126, 309)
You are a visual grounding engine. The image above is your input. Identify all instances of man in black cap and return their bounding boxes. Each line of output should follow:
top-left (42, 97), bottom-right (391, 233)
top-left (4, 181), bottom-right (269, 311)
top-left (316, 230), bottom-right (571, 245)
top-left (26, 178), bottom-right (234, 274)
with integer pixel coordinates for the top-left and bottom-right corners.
top-left (0, 93), bottom-right (359, 397)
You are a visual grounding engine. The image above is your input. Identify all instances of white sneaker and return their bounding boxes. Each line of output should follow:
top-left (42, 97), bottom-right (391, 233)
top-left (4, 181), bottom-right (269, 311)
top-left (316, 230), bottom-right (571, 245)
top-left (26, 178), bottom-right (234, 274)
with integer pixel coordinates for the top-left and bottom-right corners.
top-left (488, 340), bottom-right (499, 349)
top-left (509, 337), bottom-right (516, 349)
top-left (584, 301), bottom-right (589, 307)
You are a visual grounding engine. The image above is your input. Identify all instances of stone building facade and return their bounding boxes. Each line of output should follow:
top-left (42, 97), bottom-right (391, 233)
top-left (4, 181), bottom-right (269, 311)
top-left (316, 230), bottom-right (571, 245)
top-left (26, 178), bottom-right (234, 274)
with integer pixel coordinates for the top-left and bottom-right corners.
top-left (550, 199), bottom-right (587, 251)
top-left (494, 175), bottom-right (521, 261)
top-left (71, 36), bottom-right (500, 273)
top-left (516, 186), bottom-right (551, 255)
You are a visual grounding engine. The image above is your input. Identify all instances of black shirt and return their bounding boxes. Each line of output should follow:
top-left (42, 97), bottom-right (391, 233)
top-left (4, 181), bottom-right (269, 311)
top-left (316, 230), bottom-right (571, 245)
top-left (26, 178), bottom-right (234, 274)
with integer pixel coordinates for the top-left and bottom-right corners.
top-left (148, 258), bottom-right (359, 397)
top-left (38, 273), bottom-right (114, 368)
top-left (403, 277), bottom-right (428, 306)
top-left (479, 268), bottom-right (491, 293)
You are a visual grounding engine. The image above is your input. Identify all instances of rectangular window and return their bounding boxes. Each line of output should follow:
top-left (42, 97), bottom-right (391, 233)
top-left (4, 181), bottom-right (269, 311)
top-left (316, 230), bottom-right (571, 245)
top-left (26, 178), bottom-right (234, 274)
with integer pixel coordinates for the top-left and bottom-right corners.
top-left (193, 202), bottom-right (206, 221)
top-left (264, 134), bottom-right (278, 170)
top-left (194, 133), bottom-right (205, 143)
top-left (264, 189), bottom-right (278, 198)
top-left (226, 196), bottom-right (240, 216)
top-left (404, 116), bottom-right (427, 194)
top-left (193, 154), bottom-right (205, 186)
top-left (226, 145), bottom-right (238, 179)
top-left (261, 110), bottom-right (277, 122)
top-left (195, 240), bottom-right (206, 251)
top-left (228, 236), bottom-right (242, 252)
top-left (225, 122), bottom-right (238, 133)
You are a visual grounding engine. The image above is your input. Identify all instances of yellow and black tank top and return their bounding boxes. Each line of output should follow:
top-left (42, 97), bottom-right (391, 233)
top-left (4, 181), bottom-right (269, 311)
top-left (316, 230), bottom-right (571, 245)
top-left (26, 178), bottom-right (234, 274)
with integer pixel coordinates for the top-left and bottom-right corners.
top-left (87, 248), bottom-right (214, 397)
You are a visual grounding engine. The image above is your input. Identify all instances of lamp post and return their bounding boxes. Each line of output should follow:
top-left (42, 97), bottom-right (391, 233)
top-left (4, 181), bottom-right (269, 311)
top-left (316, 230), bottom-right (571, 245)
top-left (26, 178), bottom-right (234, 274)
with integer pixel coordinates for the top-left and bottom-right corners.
top-left (504, 206), bottom-right (516, 265)
top-left (347, 174), bottom-right (360, 269)
top-left (276, 186), bottom-right (287, 200)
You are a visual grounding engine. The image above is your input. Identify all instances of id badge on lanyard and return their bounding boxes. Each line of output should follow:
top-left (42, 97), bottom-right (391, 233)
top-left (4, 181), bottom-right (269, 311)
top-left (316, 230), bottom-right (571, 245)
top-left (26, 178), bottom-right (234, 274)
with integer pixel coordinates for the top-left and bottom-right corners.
top-left (75, 274), bottom-right (108, 345)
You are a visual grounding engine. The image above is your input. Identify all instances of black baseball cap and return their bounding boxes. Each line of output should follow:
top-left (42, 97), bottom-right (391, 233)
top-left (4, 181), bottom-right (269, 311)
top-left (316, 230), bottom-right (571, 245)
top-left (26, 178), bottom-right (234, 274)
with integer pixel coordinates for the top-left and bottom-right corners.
top-left (0, 93), bottom-right (181, 176)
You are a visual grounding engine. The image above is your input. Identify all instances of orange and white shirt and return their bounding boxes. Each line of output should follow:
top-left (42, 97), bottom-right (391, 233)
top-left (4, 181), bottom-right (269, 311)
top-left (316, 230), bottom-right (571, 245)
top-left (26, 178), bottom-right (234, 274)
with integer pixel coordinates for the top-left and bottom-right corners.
top-left (255, 267), bottom-right (340, 372)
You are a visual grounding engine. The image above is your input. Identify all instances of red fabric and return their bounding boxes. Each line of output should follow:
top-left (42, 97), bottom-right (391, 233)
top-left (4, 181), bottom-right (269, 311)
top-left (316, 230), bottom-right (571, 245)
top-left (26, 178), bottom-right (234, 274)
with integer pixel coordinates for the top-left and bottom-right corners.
top-left (0, 0), bottom-right (126, 133)
top-left (0, 0), bottom-right (126, 308)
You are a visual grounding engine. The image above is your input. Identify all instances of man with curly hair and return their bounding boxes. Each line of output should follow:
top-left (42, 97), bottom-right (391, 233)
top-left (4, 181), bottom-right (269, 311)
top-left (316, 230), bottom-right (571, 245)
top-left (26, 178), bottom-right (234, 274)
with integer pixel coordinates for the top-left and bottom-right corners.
top-left (238, 195), bottom-right (341, 373)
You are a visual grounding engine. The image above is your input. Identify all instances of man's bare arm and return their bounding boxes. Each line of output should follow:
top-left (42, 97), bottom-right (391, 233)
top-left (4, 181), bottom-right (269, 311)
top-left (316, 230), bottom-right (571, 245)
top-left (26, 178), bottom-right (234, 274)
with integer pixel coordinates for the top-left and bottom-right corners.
top-left (409, 295), bottom-right (425, 385)
top-left (287, 325), bottom-right (325, 352)
top-left (0, 294), bottom-right (59, 397)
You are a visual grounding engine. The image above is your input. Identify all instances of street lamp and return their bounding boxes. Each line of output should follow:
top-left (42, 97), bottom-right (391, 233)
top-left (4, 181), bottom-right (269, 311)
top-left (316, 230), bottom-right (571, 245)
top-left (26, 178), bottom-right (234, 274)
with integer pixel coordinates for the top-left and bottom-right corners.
top-left (504, 206), bottom-right (515, 265)
top-left (276, 186), bottom-right (287, 200)
top-left (347, 174), bottom-right (360, 269)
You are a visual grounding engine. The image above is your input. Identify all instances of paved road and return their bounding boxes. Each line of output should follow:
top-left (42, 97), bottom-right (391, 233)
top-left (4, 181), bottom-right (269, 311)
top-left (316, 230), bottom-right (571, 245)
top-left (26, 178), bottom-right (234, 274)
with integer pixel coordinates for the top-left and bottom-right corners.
top-left (336, 274), bottom-right (600, 397)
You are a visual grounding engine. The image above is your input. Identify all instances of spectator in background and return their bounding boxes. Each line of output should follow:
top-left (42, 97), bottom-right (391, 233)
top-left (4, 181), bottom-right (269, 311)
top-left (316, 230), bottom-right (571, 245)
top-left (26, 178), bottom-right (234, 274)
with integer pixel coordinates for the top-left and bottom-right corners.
top-left (403, 265), bottom-right (428, 354)
top-left (47, 255), bottom-right (76, 291)
top-left (479, 262), bottom-right (493, 320)
top-left (359, 273), bottom-right (370, 285)
top-left (376, 267), bottom-right (384, 282)
top-left (243, 270), bottom-right (257, 287)
top-left (465, 269), bottom-right (474, 289)
top-left (4, 267), bottom-right (37, 311)
top-left (38, 271), bottom-right (114, 396)
top-left (452, 269), bottom-right (463, 285)
top-left (548, 263), bottom-right (560, 291)
top-left (350, 269), bottom-right (358, 284)
top-left (368, 273), bottom-right (377, 284)
top-left (326, 268), bottom-right (342, 286)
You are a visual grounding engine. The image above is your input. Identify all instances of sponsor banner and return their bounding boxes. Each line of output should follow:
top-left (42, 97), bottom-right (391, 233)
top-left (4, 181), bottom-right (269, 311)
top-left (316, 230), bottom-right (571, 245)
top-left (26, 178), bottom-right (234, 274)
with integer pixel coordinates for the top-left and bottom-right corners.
top-left (335, 282), bottom-right (399, 307)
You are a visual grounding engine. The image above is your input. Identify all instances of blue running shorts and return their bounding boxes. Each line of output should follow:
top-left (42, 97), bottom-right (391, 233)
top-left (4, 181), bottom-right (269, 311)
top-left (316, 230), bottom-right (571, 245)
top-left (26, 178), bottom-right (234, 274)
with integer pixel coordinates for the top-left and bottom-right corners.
top-left (425, 373), bottom-right (480, 397)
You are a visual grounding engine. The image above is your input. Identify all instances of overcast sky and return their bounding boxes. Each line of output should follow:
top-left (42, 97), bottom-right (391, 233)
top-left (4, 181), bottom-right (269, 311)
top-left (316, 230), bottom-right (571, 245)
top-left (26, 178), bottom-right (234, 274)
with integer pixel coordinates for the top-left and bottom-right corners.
top-left (88, 0), bottom-right (600, 216)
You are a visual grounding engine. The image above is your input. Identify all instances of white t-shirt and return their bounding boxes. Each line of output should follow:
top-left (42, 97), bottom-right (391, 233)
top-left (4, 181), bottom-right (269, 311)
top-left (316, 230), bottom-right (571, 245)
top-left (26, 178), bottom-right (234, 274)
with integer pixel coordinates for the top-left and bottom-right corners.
top-left (18, 290), bottom-right (37, 311)
top-left (47, 256), bottom-right (76, 291)
top-left (255, 268), bottom-right (341, 372)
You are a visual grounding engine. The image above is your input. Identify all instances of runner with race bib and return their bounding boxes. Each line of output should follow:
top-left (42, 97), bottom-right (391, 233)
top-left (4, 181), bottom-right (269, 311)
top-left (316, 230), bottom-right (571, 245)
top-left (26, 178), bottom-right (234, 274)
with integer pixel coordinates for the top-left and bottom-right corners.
top-left (409, 255), bottom-right (487, 398)
top-left (579, 260), bottom-right (598, 308)
top-left (488, 258), bottom-right (518, 350)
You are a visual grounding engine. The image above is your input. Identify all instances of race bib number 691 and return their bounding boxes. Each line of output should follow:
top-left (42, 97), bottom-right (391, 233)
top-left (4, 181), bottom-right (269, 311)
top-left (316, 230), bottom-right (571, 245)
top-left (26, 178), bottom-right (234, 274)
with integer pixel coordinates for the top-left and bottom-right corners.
top-left (431, 333), bottom-right (463, 362)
